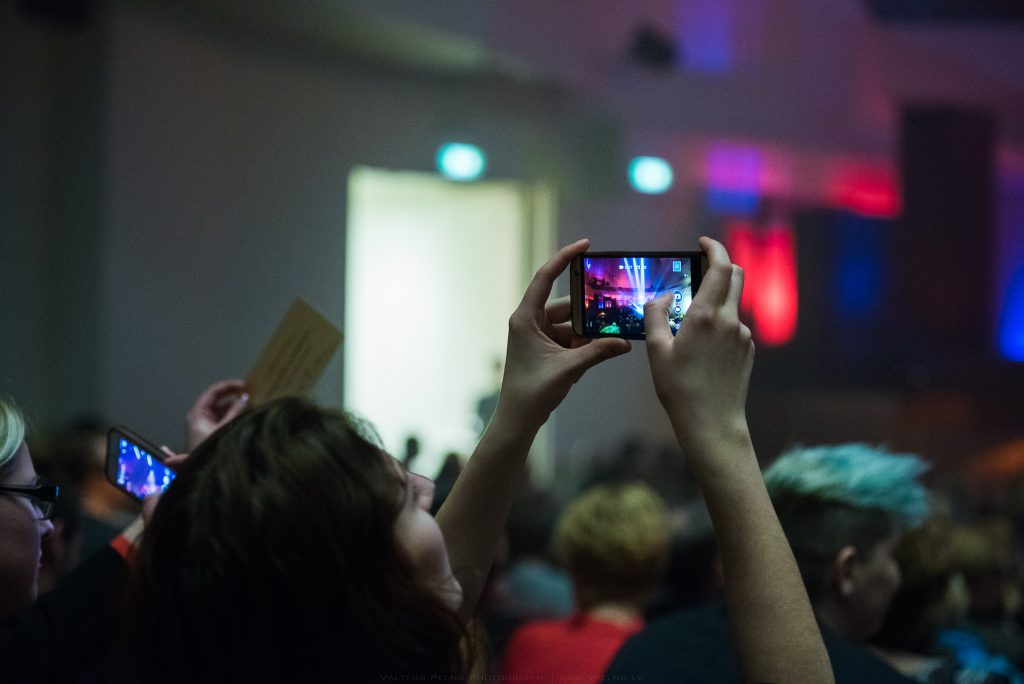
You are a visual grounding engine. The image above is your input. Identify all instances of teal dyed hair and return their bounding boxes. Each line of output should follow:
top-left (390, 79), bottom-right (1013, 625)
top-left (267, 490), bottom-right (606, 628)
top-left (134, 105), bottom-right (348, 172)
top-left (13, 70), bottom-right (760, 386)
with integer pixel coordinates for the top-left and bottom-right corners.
top-left (764, 443), bottom-right (931, 527)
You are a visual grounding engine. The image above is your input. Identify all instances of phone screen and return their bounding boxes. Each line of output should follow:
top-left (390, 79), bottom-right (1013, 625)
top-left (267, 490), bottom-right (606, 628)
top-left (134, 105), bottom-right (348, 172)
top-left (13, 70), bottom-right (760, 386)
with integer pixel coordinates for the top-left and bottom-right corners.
top-left (113, 434), bottom-right (175, 499)
top-left (580, 254), bottom-right (698, 339)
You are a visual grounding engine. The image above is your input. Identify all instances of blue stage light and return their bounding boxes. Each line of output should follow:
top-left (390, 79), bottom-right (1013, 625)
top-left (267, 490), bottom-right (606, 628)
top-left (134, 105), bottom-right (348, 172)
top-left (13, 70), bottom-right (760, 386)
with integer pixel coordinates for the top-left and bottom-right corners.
top-left (999, 267), bottom-right (1024, 362)
top-left (437, 143), bottom-right (486, 181)
top-left (835, 214), bottom-right (884, 320)
top-left (629, 156), bottom-right (673, 194)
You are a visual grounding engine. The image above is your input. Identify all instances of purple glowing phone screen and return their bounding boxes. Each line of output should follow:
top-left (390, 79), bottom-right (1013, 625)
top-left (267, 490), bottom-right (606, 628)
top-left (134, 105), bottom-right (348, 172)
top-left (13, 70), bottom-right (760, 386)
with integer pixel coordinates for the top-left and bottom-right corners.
top-left (581, 255), bottom-right (695, 339)
top-left (115, 437), bottom-right (175, 499)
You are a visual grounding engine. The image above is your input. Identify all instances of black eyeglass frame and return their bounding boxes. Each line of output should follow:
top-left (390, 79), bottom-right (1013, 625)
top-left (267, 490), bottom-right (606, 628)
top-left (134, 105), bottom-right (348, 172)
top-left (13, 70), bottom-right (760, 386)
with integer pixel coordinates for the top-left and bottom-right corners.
top-left (0, 481), bottom-right (60, 520)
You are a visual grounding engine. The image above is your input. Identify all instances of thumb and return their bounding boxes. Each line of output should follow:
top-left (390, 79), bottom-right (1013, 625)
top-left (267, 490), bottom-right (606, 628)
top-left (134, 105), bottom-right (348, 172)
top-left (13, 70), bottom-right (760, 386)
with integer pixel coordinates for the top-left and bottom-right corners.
top-left (644, 292), bottom-right (674, 349)
top-left (567, 337), bottom-right (631, 375)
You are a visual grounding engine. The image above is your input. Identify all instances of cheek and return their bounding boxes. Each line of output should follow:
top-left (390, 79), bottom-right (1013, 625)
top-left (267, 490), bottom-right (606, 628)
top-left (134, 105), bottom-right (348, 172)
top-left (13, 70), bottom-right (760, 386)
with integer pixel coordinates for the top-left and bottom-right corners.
top-left (408, 517), bottom-right (451, 578)
top-left (886, 560), bottom-right (902, 593)
top-left (0, 502), bottom-right (44, 614)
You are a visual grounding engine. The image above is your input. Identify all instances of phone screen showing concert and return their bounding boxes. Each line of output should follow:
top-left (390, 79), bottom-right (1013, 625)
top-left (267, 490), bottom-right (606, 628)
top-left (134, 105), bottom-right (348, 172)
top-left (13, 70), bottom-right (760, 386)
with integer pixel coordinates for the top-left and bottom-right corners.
top-left (581, 255), bottom-right (696, 339)
top-left (116, 437), bottom-right (175, 499)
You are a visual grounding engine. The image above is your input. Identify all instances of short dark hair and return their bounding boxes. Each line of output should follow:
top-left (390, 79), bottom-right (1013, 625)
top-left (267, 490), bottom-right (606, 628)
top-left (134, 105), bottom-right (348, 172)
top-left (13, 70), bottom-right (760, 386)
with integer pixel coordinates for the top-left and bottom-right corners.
top-left (771, 494), bottom-right (895, 602)
top-left (121, 397), bottom-right (468, 681)
top-left (764, 444), bottom-right (930, 602)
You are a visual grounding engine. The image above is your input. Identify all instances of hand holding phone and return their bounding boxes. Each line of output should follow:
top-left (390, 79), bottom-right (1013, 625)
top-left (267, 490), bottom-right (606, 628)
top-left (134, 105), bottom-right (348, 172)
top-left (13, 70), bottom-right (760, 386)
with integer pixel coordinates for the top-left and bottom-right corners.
top-left (106, 426), bottom-right (177, 501)
top-left (570, 251), bottom-right (706, 340)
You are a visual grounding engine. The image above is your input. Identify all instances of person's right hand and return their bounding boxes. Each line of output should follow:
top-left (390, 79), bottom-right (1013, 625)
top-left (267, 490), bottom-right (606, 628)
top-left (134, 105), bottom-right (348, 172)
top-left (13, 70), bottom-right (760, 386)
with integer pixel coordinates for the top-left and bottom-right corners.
top-left (497, 238), bottom-right (632, 430)
top-left (644, 236), bottom-right (754, 454)
top-left (186, 379), bottom-right (249, 450)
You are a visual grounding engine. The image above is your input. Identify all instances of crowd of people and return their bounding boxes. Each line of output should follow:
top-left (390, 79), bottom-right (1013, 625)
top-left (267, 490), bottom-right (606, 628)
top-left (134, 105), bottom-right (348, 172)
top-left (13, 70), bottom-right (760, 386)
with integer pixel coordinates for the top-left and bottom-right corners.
top-left (1, 237), bottom-right (1021, 683)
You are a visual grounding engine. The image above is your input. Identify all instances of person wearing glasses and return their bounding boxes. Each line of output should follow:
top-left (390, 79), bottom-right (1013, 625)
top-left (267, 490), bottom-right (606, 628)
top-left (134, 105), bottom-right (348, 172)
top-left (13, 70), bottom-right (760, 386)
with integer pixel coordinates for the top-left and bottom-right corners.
top-left (0, 399), bottom-right (59, 618)
top-left (0, 383), bottom-right (246, 682)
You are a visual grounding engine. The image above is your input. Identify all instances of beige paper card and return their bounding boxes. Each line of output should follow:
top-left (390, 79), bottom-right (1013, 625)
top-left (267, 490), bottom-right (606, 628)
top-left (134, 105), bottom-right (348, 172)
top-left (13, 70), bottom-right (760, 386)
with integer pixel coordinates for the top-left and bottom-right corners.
top-left (245, 298), bottom-right (344, 405)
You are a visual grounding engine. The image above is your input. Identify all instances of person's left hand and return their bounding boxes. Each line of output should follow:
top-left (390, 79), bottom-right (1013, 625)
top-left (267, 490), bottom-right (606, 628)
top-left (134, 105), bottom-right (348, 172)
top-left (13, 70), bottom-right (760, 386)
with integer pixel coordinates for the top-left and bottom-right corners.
top-left (497, 239), bottom-right (631, 429)
top-left (186, 379), bottom-right (249, 450)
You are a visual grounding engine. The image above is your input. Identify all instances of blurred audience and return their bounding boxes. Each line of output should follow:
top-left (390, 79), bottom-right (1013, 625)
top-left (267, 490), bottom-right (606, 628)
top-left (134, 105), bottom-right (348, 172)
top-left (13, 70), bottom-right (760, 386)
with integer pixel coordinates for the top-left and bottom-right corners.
top-left (606, 443), bottom-right (930, 683)
top-left (936, 518), bottom-right (1024, 681)
top-left (0, 237), bottom-right (820, 684)
top-left (870, 515), bottom-right (1021, 683)
top-left (501, 482), bottom-right (670, 683)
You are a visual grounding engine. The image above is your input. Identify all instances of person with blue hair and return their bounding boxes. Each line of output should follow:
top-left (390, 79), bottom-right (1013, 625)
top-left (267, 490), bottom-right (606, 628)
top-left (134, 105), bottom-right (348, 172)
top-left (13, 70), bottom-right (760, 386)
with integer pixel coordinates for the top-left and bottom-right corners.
top-left (605, 443), bottom-right (931, 684)
top-left (764, 444), bottom-right (930, 643)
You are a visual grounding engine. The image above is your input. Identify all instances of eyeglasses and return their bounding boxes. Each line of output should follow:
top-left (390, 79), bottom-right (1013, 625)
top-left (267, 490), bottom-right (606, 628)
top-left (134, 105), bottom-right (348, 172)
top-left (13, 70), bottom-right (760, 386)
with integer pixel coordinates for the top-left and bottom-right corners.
top-left (0, 481), bottom-right (60, 520)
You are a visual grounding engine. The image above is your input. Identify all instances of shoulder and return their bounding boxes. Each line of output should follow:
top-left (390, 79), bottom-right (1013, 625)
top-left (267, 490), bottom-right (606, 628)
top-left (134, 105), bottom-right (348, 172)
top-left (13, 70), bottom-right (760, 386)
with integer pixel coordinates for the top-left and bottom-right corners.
top-left (603, 603), bottom-right (733, 684)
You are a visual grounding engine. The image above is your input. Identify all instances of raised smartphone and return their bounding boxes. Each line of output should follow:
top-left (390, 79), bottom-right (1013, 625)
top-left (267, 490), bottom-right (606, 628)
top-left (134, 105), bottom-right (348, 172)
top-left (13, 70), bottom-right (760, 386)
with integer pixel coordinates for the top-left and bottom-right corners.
top-left (570, 252), bottom-right (705, 340)
top-left (105, 426), bottom-right (176, 501)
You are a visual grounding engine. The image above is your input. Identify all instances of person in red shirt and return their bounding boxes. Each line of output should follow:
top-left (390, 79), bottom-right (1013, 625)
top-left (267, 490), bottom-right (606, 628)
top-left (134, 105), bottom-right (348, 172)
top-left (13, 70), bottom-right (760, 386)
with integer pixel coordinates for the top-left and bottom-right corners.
top-left (502, 482), bottom-right (670, 684)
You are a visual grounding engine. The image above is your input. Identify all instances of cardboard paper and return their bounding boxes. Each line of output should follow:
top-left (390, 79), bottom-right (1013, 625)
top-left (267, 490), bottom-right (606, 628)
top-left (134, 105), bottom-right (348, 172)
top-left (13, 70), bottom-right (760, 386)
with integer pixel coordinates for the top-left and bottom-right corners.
top-left (245, 298), bottom-right (344, 404)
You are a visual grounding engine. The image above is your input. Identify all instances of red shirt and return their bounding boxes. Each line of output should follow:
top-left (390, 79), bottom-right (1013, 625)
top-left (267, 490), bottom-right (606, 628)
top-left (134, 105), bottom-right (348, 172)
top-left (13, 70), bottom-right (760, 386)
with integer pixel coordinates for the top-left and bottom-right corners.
top-left (501, 612), bottom-right (644, 684)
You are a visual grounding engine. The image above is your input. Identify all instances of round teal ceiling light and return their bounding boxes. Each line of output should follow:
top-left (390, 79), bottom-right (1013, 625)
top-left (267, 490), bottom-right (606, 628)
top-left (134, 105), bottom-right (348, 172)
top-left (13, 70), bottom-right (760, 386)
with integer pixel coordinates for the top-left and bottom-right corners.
top-left (629, 156), bottom-right (673, 194)
top-left (437, 143), bottom-right (486, 182)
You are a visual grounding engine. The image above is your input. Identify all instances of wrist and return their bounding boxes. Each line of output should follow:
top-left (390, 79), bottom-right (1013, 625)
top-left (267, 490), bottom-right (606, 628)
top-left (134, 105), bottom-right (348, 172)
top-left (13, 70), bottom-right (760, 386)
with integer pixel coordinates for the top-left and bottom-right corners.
top-left (671, 417), bottom-right (755, 476)
top-left (491, 394), bottom-right (548, 436)
top-left (111, 515), bottom-right (145, 562)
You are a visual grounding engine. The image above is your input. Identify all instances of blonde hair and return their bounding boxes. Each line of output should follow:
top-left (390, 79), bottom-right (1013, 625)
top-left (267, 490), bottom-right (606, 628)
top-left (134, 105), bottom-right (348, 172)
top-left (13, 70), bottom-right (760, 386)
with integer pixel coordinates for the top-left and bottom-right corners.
top-left (0, 398), bottom-right (26, 472)
top-left (553, 482), bottom-right (670, 604)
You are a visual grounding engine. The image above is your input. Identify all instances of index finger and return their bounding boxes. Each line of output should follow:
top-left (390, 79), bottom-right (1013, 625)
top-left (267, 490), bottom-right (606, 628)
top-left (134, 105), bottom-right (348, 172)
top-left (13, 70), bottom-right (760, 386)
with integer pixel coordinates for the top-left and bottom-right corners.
top-left (545, 296), bottom-right (571, 324)
top-left (693, 236), bottom-right (734, 308)
top-left (518, 239), bottom-right (589, 311)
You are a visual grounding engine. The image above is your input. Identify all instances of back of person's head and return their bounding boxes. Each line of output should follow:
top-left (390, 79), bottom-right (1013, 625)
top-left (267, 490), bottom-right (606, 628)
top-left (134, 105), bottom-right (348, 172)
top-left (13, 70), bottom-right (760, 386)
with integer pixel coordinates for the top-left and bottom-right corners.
top-left (764, 443), bottom-right (930, 601)
top-left (0, 398), bottom-right (26, 471)
top-left (123, 397), bottom-right (466, 682)
top-left (871, 515), bottom-right (957, 653)
top-left (950, 517), bottom-right (1017, 621)
top-left (553, 482), bottom-right (670, 609)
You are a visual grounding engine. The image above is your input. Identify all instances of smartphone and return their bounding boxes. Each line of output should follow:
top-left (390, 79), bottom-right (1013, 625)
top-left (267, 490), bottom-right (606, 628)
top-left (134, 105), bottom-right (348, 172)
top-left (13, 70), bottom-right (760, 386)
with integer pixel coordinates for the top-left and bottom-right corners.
top-left (570, 251), bottom-right (706, 340)
top-left (105, 426), bottom-right (176, 501)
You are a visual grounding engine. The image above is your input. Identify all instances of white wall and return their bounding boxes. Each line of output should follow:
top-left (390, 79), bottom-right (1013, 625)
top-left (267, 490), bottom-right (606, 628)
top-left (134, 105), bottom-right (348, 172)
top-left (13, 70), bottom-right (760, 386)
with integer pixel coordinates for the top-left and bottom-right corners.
top-left (98, 5), bottom-right (666, 464)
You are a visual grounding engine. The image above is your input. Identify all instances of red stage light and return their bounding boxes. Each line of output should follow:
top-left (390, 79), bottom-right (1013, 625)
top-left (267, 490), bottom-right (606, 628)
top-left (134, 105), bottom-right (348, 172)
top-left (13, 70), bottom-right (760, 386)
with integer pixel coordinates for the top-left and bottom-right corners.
top-left (830, 170), bottom-right (901, 218)
top-left (757, 226), bottom-right (798, 345)
top-left (725, 222), bottom-right (798, 347)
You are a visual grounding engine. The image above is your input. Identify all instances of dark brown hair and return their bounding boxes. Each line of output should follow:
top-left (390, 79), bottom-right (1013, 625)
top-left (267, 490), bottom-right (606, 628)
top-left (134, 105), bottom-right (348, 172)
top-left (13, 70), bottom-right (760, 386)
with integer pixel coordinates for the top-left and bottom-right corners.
top-left (120, 397), bottom-right (467, 682)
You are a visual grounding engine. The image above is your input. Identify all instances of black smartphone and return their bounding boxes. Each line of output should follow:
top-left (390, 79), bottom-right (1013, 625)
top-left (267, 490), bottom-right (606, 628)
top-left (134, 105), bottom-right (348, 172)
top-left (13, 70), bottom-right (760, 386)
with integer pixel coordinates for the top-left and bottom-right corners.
top-left (570, 251), bottom-right (706, 340)
top-left (105, 426), bottom-right (176, 501)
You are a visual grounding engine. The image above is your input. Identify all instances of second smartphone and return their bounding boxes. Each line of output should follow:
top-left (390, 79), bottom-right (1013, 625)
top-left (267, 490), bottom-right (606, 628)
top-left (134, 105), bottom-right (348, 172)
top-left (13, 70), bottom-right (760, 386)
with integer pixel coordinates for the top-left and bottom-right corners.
top-left (570, 252), bottom-right (705, 340)
top-left (105, 426), bottom-right (177, 501)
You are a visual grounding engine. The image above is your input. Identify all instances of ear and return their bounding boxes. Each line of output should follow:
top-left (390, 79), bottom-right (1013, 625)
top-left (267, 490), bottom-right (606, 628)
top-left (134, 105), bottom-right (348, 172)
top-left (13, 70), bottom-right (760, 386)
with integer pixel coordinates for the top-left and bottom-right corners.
top-left (832, 545), bottom-right (860, 599)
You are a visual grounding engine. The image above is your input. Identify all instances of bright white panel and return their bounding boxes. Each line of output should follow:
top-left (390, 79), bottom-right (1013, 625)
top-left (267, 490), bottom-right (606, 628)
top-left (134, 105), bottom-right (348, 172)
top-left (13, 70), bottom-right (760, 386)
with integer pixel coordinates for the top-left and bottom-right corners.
top-left (345, 168), bottom-right (525, 476)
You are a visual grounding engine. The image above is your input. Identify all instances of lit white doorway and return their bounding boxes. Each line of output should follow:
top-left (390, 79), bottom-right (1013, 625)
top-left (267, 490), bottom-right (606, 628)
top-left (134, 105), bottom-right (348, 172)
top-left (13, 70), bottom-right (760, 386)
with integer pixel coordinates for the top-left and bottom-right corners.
top-left (345, 167), bottom-right (554, 479)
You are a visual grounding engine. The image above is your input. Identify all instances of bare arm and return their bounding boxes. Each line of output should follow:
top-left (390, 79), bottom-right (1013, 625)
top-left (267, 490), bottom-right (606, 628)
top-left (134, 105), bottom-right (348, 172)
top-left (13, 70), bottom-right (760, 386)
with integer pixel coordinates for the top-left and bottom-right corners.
top-left (644, 237), bottom-right (833, 684)
top-left (435, 238), bottom-right (631, 620)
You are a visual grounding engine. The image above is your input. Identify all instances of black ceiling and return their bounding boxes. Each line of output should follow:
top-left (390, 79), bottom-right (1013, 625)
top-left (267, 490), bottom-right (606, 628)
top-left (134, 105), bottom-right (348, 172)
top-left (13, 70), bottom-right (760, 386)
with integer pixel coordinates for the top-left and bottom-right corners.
top-left (864, 0), bottom-right (1024, 23)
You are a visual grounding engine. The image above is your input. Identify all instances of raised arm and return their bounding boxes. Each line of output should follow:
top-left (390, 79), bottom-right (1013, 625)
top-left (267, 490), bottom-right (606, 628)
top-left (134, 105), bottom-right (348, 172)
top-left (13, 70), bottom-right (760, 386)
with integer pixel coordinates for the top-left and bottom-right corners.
top-left (644, 237), bottom-right (833, 684)
top-left (435, 238), bottom-right (631, 620)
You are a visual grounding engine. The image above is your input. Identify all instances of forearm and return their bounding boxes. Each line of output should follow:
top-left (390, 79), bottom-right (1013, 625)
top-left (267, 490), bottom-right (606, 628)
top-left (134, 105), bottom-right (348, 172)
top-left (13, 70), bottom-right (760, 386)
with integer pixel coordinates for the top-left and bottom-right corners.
top-left (678, 426), bottom-right (833, 684)
top-left (435, 401), bottom-right (540, 620)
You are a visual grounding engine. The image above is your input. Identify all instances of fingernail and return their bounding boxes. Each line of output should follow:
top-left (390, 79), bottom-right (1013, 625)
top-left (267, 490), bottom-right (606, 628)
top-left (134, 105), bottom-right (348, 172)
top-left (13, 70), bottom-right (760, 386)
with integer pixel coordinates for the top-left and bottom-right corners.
top-left (240, 392), bottom-right (250, 404)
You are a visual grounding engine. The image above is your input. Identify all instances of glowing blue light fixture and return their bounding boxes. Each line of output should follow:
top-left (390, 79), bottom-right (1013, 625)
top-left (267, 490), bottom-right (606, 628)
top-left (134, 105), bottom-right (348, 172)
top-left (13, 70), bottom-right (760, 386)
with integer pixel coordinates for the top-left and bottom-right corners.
top-left (629, 156), bottom-right (674, 194)
top-left (436, 143), bottom-right (486, 182)
top-left (999, 267), bottom-right (1024, 362)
